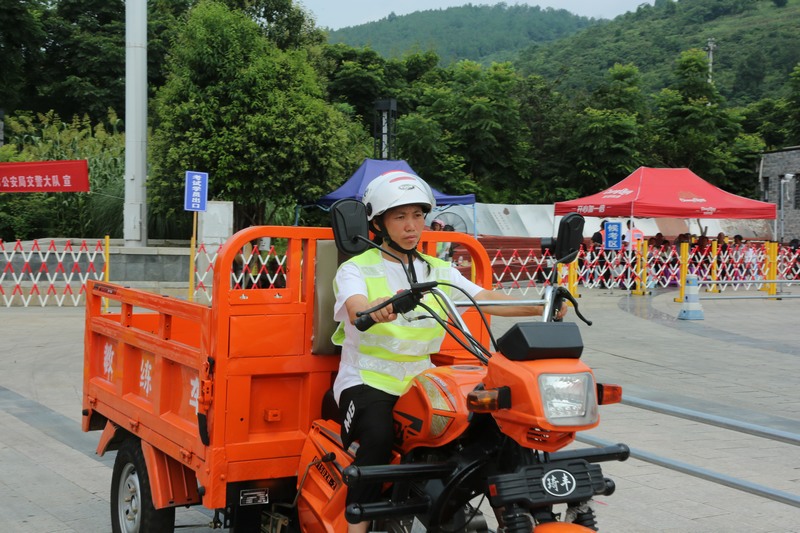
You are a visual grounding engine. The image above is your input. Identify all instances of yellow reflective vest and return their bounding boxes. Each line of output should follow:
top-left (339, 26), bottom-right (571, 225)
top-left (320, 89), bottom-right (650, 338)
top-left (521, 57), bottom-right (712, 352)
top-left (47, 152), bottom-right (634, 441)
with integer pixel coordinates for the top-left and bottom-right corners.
top-left (332, 248), bottom-right (451, 395)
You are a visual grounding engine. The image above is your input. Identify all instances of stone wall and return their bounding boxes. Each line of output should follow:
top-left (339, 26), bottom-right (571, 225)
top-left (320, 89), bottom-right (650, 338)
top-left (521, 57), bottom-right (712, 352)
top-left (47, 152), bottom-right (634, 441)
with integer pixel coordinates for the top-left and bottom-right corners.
top-left (105, 244), bottom-right (192, 298)
top-left (761, 147), bottom-right (800, 242)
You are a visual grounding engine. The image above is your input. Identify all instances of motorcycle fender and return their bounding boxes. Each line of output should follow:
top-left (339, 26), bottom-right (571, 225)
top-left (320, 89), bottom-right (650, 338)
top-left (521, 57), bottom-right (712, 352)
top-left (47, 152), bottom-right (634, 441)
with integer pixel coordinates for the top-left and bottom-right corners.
top-left (296, 420), bottom-right (353, 533)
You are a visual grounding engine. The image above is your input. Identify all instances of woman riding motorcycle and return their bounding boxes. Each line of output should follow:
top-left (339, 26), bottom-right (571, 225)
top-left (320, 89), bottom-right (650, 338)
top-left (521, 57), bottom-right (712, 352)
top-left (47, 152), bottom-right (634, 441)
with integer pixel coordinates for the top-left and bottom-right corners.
top-left (331, 170), bottom-right (567, 533)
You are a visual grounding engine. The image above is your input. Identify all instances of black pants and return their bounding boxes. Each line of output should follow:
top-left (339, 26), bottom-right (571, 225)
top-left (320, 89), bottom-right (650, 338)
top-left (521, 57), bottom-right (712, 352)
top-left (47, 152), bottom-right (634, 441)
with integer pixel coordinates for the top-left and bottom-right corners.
top-left (339, 385), bottom-right (398, 505)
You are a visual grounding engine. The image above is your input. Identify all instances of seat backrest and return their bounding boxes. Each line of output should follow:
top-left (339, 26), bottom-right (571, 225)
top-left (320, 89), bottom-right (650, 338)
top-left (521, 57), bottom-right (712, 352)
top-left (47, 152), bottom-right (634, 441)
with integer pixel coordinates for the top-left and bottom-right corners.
top-left (312, 240), bottom-right (340, 355)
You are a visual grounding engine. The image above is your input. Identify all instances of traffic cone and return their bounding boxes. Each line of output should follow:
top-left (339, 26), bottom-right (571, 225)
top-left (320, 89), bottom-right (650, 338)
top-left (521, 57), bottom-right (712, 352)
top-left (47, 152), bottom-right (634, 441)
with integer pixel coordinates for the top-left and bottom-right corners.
top-left (678, 274), bottom-right (704, 320)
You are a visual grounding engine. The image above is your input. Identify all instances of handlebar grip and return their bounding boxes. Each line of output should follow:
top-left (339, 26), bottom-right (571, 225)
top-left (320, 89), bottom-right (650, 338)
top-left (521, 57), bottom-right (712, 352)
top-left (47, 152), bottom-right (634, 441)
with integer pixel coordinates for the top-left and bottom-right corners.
top-left (354, 313), bottom-right (376, 332)
top-left (353, 284), bottom-right (432, 332)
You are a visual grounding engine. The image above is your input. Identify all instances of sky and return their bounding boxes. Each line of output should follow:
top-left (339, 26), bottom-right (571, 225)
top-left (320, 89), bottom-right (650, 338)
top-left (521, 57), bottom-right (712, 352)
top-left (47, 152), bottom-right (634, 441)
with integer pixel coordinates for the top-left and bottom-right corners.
top-left (299, 1), bottom-right (655, 30)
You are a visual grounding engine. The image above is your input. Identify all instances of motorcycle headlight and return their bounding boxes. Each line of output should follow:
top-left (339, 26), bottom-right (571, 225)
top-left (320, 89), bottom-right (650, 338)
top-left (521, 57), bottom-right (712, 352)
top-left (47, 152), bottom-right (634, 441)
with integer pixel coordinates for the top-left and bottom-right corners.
top-left (538, 372), bottom-right (598, 427)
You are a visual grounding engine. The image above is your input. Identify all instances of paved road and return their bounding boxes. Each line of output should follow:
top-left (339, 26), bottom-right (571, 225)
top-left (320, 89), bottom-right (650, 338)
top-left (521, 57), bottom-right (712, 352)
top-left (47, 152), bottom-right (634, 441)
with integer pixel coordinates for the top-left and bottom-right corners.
top-left (1, 287), bottom-right (799, 532)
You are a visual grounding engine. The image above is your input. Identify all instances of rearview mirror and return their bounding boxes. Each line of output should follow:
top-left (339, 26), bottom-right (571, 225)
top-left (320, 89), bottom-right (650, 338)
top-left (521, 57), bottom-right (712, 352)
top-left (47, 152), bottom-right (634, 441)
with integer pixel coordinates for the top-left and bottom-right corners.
top-left (554, 213), bottom-right (585, 263)
top-left (542, 213), bottom-right (585, 264)
top-left (331, 199), bottom-right (371, 256)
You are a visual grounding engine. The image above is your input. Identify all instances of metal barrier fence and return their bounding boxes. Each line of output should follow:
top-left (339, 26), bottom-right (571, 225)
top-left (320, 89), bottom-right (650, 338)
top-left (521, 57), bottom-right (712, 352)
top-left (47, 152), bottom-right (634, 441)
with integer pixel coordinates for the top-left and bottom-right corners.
top-left (0, 239), bottom-right (107, 307)
top-left (3, 238), bottom-right (799, 307)
top-left (487, 241), bottom-right (799, 297)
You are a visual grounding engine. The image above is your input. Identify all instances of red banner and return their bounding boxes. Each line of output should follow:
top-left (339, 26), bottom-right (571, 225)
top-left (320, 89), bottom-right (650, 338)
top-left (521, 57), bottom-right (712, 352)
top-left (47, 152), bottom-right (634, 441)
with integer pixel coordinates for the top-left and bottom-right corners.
top-left (0, 160), bottom-right (90, 193)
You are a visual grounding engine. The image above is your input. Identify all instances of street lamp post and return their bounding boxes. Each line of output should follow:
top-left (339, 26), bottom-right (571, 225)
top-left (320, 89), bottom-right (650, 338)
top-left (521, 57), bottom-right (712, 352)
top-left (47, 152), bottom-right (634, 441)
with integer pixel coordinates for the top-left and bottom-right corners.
top-left (373, 98), bottom-right (396, 160)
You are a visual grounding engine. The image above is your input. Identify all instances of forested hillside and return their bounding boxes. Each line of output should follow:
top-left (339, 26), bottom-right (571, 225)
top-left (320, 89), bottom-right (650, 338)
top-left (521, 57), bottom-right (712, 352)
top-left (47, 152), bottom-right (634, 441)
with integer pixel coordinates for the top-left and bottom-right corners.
top-left (326, 4), bottom-right (598, 65)
top-left (328, 0), bottom-right (800, 106)
top-left (516, 0), bottom-right (800, 105)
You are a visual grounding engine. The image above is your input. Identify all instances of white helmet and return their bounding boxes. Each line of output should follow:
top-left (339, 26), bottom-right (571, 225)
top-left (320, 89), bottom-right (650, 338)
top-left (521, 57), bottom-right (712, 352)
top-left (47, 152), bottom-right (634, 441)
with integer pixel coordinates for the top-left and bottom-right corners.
top-left (362, 170), bottom-right (436, 221)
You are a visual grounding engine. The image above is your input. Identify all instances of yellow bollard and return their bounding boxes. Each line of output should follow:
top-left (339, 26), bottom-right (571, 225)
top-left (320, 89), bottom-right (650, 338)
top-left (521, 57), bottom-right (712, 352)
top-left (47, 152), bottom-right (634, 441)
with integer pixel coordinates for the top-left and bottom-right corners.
top-left (768, 242), bottom-right (778, 297)
top-left (674, 241), bottom-right (690, 302)
top-left (632, 240), bottom-right (650, 296)
top-left (567, 260), bottom-right (579, 299)
top-left (707, 240), bottom-right (720, 293)
top-left (757, 242), bottom-right (777, 295)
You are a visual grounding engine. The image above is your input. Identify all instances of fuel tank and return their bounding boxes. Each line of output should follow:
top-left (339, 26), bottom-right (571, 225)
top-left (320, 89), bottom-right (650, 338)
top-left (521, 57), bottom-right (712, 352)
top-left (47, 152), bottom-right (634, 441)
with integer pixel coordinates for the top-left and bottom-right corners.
top-left (393, 364), bottom-right (486, 452)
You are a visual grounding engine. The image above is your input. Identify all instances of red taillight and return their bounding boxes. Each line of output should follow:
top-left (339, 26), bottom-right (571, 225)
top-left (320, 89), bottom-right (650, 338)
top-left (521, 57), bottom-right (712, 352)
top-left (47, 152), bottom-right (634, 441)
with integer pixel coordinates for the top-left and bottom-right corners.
top-left (597, 383), bottom-right (622, 405)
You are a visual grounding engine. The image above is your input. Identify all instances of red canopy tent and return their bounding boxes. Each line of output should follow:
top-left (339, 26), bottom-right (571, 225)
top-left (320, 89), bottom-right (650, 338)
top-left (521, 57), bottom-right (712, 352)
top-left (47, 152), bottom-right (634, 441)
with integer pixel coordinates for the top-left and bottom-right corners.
top-left (554, 167), bottom-right (776, 219)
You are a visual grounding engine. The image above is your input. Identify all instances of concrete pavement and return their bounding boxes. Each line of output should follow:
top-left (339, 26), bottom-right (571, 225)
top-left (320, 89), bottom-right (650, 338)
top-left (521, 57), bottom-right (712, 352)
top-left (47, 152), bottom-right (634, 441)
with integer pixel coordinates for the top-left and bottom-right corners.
top-left (1, 286), bottom-right (799, 532)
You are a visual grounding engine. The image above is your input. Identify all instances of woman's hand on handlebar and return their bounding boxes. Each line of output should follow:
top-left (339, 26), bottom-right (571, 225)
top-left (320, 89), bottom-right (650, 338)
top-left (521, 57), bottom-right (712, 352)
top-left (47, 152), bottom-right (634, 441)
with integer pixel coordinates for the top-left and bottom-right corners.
top-left (345, 294), bottom-right (397, 328)
top-left (363, 296), bottom-right (397, 325)
top-left (554, 302), bottom-right (568, 320)
top-left (471, 289), bottom-right (568, 319)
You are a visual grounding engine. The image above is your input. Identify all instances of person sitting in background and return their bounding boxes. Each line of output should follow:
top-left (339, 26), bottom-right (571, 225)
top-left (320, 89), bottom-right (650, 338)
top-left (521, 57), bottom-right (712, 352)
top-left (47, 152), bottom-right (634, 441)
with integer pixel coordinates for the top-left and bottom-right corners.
top-left (439, 224), bottom-right (456, 261)
top-left (590, 220), bottom-right (611, 288)
top-left (623, 220), bottom-right (644, 251)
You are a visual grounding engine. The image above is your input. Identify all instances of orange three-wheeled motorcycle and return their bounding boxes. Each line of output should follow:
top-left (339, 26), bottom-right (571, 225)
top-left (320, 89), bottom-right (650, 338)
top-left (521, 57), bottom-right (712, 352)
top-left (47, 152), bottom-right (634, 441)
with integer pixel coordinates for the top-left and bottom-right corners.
top-left (82, 205), bottom-right (627, 533)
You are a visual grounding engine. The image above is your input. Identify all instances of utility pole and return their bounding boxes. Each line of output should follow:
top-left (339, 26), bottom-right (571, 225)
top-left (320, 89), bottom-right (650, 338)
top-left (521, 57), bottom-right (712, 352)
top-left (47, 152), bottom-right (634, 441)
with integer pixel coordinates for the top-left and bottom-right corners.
top-left (704, 37), bottom-right (716, 84)
top-left (124, 0), bottom-right (148, 247)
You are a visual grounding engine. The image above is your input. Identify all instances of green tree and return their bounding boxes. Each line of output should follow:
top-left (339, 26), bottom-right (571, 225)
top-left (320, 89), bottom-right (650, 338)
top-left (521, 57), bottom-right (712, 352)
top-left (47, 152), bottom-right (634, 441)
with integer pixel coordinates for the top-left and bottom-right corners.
top-left (514, 75), bottom-right (579, 202)
top-left (593, 63), bottom-right (648, 117)
top-left (35, 0), bottom-right (126, 122)
top-left (397, 61), bottom-right (533, 203)
top-left (0, 0), bottom-right (46, 113)
top-left (149, 0), bottom-right (369, 232)
top-left (651, 49), bottom-right (764, 192)
top-left (740, 97), bottom-right (790, 149)
top-left (573, 108), bottom-right (642, 195)
top-left (319, 44), bottom-right (443, 135)
top-left (322, 44), bottom-right (389, 125)
top-left (787, 63), bottom-right (800, 145)
top-left (396, 108), bottom-right (470, 194)
top-left (733, 50), bottom-right (768, 100)
top-left (571, 63), bottom-right (650, 194)
top-left (147, 0), bottom-right (195, 93)
top-left (17, 0), bottom-right (192, 120)
top-left (221, 0), bottom-right (325, 49)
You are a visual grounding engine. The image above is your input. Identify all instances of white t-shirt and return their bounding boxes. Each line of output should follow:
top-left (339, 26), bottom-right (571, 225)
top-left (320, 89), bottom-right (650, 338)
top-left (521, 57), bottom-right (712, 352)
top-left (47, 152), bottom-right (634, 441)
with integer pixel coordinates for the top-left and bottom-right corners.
top-left (332, 255), bottom-right (484, 403)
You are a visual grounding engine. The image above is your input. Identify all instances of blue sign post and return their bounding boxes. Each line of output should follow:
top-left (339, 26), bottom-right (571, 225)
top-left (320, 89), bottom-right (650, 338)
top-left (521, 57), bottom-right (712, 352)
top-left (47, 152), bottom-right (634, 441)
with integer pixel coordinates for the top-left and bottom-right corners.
top-left (604, 221), bottom-right (622, 250)
top-left (184, 171), bottom-right (208, 302)
top-left (184, 171), bottom-right (208, 212)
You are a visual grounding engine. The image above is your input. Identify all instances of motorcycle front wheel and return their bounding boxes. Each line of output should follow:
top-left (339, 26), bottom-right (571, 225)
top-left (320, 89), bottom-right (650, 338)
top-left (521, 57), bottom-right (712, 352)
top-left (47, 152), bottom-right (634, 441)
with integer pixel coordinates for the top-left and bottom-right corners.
top-left (375, 504), bottom-right (488, 533)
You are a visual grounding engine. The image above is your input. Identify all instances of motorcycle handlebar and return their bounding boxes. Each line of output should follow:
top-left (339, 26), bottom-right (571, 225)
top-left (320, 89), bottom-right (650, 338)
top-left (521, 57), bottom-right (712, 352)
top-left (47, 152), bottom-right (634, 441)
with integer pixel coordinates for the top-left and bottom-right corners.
top-left (353, 313), bottom-right (376, 332)
top-left (354, 282), bottom-right (438, 332)
top-left (352, 271), bottom-right (594, 333)
top-left (554, 286), bottom-right (592, 326)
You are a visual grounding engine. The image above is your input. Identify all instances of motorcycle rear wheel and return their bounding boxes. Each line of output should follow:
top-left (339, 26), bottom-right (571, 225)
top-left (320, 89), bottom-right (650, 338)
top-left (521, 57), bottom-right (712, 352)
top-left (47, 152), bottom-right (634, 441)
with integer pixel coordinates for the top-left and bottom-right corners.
top-left (110, 437), bottom-right (175, 533)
